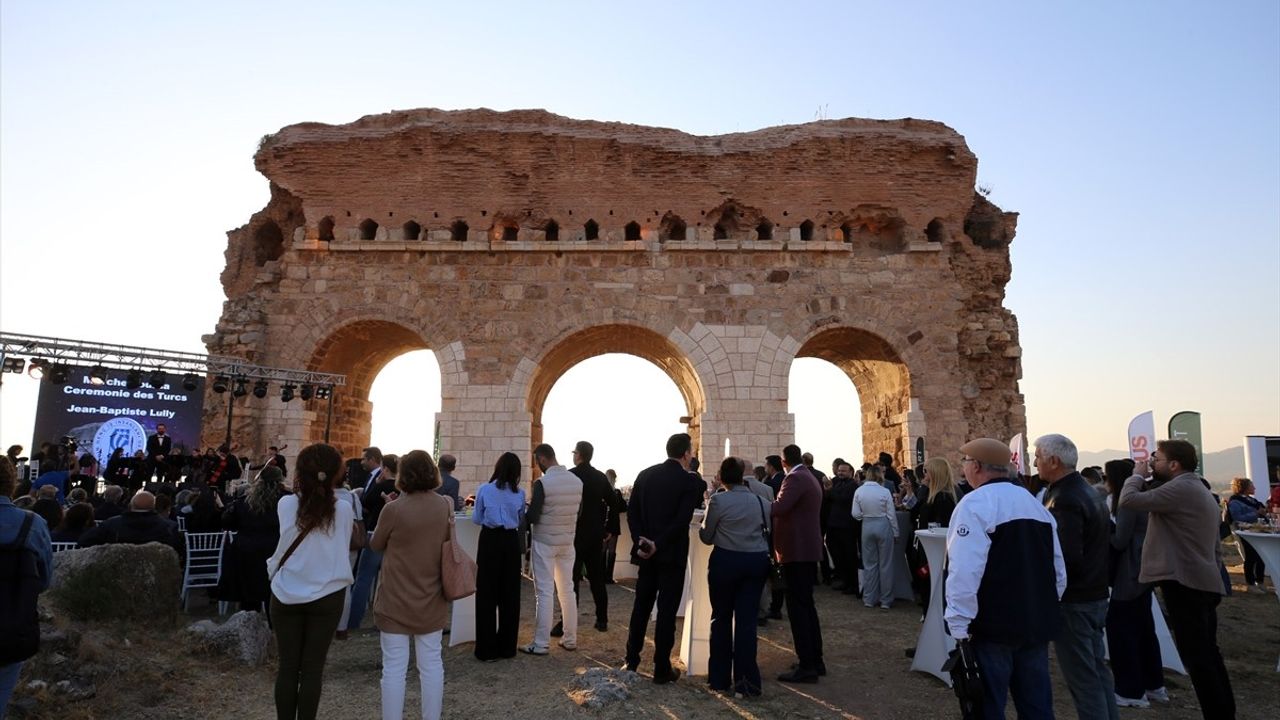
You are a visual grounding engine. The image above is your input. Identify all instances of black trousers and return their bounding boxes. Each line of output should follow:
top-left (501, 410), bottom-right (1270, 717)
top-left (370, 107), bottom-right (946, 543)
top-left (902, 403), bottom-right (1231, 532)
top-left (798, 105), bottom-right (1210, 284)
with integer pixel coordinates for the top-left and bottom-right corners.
top-left (271, 589), bottom-right (344, 720)
top-left (707, 548), bottom-right (769, 694)
top-left (625, 556), bottom-right (686, 672)
top-left (1160, 581), bottom-right (1235, 719)
top-left (572, 535), bottom-right (609, 623)
top-left (1239, 537), bottom-right (1266, 585)
top-left (474, 527), bottom-right (522, 661)
top-left (782, 562), bottom-right (823, 671)
top-left (825, 525), bottom-right (859, 592)
top-left (1106, 587), bottom-right (1164, 700)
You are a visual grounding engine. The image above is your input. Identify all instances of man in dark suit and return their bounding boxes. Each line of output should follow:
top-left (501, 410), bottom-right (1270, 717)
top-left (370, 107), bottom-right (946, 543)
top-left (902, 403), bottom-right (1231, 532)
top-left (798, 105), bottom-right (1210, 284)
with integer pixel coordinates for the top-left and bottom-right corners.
top-left (568, 440), bottom-right (615, 632)
top-left (349, 448), bottom-right (396, 630)
top-left (623, 433), bottom-right (703, 684)
top-left (761, 454), bottom-right (787, 621)
top-left (145, 424), bottom-right (172, 481)
top-left (773, 444), bottom-right (826, 683)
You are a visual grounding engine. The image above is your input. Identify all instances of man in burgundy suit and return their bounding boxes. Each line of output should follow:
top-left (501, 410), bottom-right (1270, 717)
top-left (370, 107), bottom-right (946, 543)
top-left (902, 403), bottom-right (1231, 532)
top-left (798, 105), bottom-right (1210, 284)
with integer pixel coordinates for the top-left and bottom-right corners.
top-left (772, 443), bottom-right (826, 683)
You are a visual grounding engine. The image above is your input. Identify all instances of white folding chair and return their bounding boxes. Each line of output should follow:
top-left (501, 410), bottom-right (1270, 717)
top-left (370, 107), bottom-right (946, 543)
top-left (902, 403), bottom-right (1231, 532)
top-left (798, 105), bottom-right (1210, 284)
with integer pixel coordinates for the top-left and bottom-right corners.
top-left (51, 542), bottom-right (77, 553)
top-left (180, 531), bottom-right (226, 612)
top-left (176, 515), bottom-right (187, 533)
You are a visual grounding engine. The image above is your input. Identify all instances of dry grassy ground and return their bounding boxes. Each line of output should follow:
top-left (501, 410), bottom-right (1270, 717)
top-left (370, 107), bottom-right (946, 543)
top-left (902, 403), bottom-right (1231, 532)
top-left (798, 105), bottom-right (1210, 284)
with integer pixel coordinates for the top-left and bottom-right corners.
top-left (14, 555), bottom-right (1279, 719)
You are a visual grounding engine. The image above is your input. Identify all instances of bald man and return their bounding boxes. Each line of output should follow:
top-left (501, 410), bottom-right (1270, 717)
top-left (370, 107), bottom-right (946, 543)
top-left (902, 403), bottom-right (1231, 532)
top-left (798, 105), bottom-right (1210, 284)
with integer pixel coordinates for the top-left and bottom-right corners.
top-left (80, 490), bottom-right (182, 557)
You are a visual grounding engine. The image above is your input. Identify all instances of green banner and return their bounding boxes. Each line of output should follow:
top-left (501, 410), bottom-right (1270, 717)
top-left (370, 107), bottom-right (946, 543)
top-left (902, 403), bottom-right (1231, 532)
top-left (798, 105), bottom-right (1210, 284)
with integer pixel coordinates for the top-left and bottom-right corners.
top-left (1167, 411), bottom-right (1203, 473)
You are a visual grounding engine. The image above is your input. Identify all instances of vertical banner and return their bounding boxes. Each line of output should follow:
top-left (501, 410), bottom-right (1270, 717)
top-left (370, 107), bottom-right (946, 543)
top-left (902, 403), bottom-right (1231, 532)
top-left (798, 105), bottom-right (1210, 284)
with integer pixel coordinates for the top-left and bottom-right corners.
top-left (1167, 411), bottom-right (1203, 474)
top-left (1009, 433), bottom-right (1027, 476)
top-left (1127, 411), bottom-right (1156, 463)
top-left (914, 437), bottom-right (925, 466)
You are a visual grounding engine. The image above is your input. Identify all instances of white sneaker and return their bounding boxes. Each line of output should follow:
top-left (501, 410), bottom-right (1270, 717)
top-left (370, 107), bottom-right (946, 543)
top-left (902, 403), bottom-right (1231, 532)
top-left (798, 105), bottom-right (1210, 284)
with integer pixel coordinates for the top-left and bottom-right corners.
top-left (1145, 687), bottom-right (1170, 703)
top-left (1115, 694), bottom-right (1150, 708)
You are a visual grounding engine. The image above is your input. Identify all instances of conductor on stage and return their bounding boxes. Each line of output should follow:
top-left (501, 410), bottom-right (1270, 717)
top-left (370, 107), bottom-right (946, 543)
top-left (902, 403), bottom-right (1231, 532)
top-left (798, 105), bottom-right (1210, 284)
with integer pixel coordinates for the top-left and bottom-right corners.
top-left (146, 424), bottom-right (173, 480)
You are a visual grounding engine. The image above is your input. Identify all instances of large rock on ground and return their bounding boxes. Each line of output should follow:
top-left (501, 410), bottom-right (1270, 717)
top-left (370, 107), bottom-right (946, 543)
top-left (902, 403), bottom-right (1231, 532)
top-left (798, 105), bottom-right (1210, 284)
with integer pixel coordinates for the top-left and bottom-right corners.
top-left (49, 543), bottom-right (180, 621)
top-left (566, 668), bottom-right (641, 709)
top-left (185, 610), bottom-right (272, 665)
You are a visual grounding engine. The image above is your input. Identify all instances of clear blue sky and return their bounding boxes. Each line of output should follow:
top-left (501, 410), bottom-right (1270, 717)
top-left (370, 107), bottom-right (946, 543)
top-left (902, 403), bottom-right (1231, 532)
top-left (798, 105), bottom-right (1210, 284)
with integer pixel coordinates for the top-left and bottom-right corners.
top-left (3, 1), bottom-right (1277, 481)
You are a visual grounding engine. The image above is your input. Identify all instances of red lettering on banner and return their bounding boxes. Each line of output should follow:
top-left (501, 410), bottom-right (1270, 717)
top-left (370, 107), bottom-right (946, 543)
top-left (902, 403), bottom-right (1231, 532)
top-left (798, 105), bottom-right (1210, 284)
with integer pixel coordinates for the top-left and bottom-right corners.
top-left (1130, 436), bottom-right (1150, 461)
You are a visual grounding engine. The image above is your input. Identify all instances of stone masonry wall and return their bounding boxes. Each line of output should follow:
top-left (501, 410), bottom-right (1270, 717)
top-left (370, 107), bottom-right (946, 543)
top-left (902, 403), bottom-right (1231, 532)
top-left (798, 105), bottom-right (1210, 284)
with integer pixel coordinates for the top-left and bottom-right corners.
top-left (205, 109), bottom-right (1024, 496)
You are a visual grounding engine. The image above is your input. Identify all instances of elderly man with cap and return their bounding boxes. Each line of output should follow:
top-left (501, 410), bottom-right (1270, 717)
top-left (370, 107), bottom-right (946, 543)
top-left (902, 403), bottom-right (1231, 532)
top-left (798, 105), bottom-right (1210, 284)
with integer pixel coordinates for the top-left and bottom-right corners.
top-left (944, 438), bottom-right (1066, 719)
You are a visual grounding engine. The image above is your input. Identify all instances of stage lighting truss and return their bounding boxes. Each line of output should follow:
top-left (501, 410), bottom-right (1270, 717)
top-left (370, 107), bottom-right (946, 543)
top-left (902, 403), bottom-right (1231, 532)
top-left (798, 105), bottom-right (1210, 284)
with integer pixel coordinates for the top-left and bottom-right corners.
top-left (0, 332), bottom-right (345, 402)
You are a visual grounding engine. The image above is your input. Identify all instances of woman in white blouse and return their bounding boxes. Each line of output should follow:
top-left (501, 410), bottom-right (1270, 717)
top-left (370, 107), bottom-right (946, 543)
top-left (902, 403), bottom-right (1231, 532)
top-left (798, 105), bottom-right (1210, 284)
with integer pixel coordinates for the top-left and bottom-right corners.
top-left (852, 467), bottom-right (899, 610)
top-left (267, 443), bottom-right (355, 720)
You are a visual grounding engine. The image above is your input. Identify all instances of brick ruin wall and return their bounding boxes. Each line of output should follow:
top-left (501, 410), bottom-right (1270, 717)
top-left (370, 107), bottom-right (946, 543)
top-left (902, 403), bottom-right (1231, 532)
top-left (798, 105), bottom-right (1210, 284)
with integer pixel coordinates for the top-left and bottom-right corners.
top-left (204, 109), bottom-right (1024, 492)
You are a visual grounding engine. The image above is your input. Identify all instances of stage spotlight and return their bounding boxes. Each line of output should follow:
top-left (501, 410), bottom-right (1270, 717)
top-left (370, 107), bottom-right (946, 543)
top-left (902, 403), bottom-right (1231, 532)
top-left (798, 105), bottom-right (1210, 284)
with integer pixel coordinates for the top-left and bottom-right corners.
top-left (148, 369), bottom-right (166, 389)
top-left (211, 375), bottom-right (229, 393)
top-left (2, 357), bottom-right (25, 374)
top-left (299, 383), bottom-right (315, 401)
top-left (27, 359), bottom-right (47, 380)
top-left (48, 364), bottom-right (71, 385)
top-left (126, 369), bottom-right (144, 389)
top-left (182, 373), bottom-right (199, 392)
top-left (252, 380), bottom-right (269, 399)
top-left (315, 384), bottom-right (332, 400)
top-left (281, 383), bottom-right (297, 402)
top-left (233, 377), bottom-right (249, 397)
top-left (88, 365), bottom-right (108, 385)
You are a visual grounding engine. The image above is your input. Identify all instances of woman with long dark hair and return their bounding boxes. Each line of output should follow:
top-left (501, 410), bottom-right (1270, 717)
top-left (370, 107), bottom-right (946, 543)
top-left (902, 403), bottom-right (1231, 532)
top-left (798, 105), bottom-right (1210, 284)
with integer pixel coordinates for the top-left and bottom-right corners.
top-left (1104, 458), bottom-right (1167, 707)
top-left (471, 452), bottom-right (525, 662)
top-left (221, 465), bottom-right (286, 612)
top-left (371, 450), bottom-right (453, 720)
top-left (267, 444), bottom-right (354, 720)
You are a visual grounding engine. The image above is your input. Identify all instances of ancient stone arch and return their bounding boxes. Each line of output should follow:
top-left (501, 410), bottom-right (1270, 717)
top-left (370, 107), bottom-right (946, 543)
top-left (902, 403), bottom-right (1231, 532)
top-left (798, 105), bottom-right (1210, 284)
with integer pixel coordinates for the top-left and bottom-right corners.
top-left (206, 109), bottom-right (1025, 494)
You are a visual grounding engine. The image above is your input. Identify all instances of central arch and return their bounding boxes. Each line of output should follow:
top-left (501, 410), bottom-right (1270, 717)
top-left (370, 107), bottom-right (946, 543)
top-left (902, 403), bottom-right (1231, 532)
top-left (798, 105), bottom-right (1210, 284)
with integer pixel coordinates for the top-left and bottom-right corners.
top-left (795, 327), bottom-right (915, 462)
top-left (526, 324), bottom-right (707, 463)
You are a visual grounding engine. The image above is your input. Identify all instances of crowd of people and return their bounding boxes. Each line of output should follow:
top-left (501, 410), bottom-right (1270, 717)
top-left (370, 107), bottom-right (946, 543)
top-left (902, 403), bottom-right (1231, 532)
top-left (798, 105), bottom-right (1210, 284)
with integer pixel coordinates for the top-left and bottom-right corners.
top-left (1, 427), bottom-right (1277, 720)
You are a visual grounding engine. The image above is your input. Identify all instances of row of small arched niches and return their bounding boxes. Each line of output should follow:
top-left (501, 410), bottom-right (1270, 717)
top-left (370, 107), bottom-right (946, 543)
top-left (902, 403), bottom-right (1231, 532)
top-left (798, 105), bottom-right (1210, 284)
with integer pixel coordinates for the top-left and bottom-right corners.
top-left (299, 216), bottom-right (948, 244)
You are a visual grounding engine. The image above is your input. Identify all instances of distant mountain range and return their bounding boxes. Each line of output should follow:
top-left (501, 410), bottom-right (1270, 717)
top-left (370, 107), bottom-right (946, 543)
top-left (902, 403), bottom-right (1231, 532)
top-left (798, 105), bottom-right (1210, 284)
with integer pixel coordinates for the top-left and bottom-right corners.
top-left (1077, 447), bottom-right (1246, 490)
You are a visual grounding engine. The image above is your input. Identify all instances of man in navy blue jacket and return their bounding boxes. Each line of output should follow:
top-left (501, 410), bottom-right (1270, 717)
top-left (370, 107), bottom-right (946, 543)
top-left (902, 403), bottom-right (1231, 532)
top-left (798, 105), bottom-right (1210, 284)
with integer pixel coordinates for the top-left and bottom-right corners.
top-left (622, 433), bottom-right (703, 684)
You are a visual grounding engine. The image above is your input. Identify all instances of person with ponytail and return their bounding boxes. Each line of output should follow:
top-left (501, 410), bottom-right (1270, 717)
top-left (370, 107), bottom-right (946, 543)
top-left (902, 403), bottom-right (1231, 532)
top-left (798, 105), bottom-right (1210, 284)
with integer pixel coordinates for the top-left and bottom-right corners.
top-left (267, 443), bottom-right (354, 720)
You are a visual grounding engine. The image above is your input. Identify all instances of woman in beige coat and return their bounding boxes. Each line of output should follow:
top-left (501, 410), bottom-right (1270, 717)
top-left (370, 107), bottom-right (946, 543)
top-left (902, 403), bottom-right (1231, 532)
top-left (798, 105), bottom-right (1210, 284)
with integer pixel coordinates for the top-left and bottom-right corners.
top-left (370, 450), bottom-right (452, 720)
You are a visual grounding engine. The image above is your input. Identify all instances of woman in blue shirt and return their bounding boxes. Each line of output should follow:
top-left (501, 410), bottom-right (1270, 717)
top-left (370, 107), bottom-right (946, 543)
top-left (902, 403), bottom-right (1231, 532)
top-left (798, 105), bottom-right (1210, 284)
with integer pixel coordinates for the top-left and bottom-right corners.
top-left (471, 452), bottom-right (526, 661)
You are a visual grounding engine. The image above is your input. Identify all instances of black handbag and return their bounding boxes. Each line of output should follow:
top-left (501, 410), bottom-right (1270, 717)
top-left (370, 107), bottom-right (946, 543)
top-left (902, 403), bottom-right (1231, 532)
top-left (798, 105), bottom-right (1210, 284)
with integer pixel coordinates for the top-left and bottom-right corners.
top-left (757, 496), bottom-right (786, 592)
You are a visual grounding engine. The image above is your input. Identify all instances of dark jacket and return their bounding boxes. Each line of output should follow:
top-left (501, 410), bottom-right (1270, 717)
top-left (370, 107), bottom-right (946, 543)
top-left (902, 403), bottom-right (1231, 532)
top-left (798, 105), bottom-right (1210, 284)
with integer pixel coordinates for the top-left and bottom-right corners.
top-left (772, 465), bottom-right (824, 563)
top-left (1109, 504), bottom-right (1150, 602)
top-left (626, 459), bottom-right (703, 567)
top-left (437, 473), bottom-right (461, 512)
top-left (80, 510), bottom-right (183, 559)
top-left (94, 501), bottom-right (126, 522)
top-left (570, 462), bottom-right (614, 542)
top-left (827, 475), bottom-right (857, 529)
top-left (916, 492), bottom-right (957, 530)
top-left (1043, 472), bottom-right (1110, 602)
top-left (362, 474), bottom-right (399, 531)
